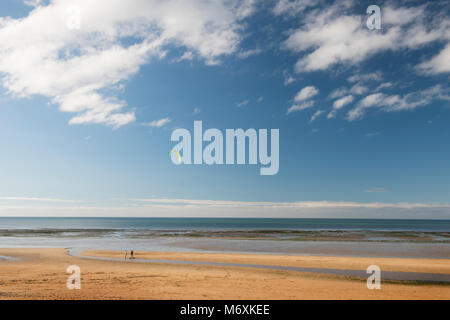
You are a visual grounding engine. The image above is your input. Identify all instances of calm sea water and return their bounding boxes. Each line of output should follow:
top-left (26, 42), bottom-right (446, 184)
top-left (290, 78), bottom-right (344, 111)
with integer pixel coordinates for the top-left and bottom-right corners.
top-left (1, 218), bottom-right (449, 258)
top-left (1, 217), bottom-right (450, 231)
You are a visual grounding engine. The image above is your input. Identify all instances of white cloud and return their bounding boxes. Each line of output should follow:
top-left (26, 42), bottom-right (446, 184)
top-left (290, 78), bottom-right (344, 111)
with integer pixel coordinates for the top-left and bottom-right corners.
top-left (174, 51), bottom-right (194, 62)
top-left (294, 86), bottom-right (318, 102)
top-left (349, 84), bottom-right (369, 95)
top-left (236, 99), bottom-right (250, 107)
top-left (24, 0), bottom-right (45, 6)
top-left (2, 198), bottom-right (450, 218)
top-left (418, 43), bottom-right (450, 74)
top-left (237, 48), bottom-right (262, 59)
top-left (146, 117), bottom-right (171, 128)
top-left (273, 0), bottom-right (316, 16)
top-left (284, 75), bottom-right (295, 86)
top-left (348, 93), bottom-right (395, 121)
top-left (0, 197), bottom-right (77, 203)
top-left (347, 71), bottom-right (383, 83)
top-left (329, 87), bottom-right (349, 99)
top-left (347, 85), bottom-right (450, 121)
top-left (382, 6), bottom-right (425, 26)
top-left (0, 0), bottom-right (255, 128)
top-left (329, 79), bottom-right (388, 109)
top-left (287, 85), bottom-right (318, 114)
top-left (284, 4), bottom-right (399, 72)
top-left (310, 110), bottom-right (323, 123)
top-left (328, 95), bottom-right (354, 118)
top-left (376, 82), bottom-right (394, 90)
top-left (257, 96), bottom-right (264, 103)
top-left (333, 95), bottom-right (354, 110)
top-left (282, 2), bottom-right (450, 73)
top-left (131, 198), bottom-right (450, 209)
top-left (287, 100), bottom-right (314, 114)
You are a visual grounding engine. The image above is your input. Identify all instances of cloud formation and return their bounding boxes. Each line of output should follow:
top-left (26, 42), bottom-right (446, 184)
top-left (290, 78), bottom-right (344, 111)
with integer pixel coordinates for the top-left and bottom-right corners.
top-left (310, 110), bottom-right (323, 123)
top-left (282, 1), bottom-right (450, 73)
top-left (275, 0), bottom-right (450, 121)
top-left (294, 86), bottom-right (318, 101)
top-left (0, 0), bottom-right (254, 128)
top-left (0, 197), bottom-right (77, 203)
top-left (287, 85), bottom-right (318, 114)
top-left (146, 117), bottom-right (171, 128)
top-left (348, 85), bottom-right (450, 121)
top-left (236, 99), bottom-right (250, 107)
top-left (328, 95), bottom-right (354, 118)
top-left (2, 198), bottom-right (450, 218)
top-left (273, 0), bottom-right (315, 16)
top-left (418, 43), bottom-right (450, 74)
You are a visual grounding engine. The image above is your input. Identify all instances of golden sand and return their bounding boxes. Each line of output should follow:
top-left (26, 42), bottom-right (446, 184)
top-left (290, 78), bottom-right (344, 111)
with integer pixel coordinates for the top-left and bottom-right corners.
top-left (0, 248), bottom-right (449, 300)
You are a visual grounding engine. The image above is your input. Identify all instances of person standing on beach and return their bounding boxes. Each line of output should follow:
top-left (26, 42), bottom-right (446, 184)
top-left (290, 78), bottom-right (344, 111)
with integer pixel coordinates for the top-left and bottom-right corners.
top-left (130, 250), bottom-right (134, 260)
top-left (124, 250), bottom-right (127, 260)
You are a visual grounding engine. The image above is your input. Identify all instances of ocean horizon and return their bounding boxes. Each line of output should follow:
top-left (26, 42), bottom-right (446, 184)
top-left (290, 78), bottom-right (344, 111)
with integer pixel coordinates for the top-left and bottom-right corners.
top-left (1, 217), bottom-right (449, 258)
top-left (1, 217), bottom-right (450, 231)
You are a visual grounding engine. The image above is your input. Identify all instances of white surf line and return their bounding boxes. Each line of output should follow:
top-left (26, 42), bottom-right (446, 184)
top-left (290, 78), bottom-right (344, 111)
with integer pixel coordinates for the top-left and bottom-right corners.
top-left (68, 248), bottom-right (450, 284)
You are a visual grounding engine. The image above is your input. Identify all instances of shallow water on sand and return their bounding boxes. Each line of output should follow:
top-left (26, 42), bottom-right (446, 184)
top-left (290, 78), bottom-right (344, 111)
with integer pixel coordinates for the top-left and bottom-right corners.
top-left (1, 236), bottom-right (449, 259)
top-left (68, 248), bottom-right (450, 284)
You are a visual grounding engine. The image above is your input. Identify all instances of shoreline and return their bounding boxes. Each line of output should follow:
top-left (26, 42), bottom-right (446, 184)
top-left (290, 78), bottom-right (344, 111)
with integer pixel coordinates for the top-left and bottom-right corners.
top-left (2, 237), bottom-right (450, 259)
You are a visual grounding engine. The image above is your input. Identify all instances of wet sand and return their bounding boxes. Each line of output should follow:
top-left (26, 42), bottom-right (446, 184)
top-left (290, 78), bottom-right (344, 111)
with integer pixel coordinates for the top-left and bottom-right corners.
top-left (0, 248), bottom-right (449, 300)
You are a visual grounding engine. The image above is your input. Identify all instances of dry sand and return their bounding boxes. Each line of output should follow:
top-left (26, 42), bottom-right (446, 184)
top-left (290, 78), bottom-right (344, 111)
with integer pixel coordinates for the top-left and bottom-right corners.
top-left (0, 248), bottom-right (449, 300)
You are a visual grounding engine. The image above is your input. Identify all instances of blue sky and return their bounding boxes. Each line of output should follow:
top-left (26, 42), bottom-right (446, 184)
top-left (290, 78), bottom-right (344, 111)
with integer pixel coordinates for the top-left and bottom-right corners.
top-left (0, 0), bottom-right (449, 218)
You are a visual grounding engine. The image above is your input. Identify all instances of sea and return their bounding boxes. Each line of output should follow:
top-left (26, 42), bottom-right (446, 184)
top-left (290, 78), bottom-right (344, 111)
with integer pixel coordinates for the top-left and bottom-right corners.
top-left (0, 217), bottom-right (449, 258)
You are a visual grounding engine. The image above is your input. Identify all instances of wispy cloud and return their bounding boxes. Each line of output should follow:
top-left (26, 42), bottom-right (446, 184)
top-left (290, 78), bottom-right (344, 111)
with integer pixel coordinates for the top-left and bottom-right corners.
top-left (310, 110), bottom-right (323, 123)
top-left (328, 95), bottom-right (354, 118)
top-left (294, 86), bottom-right (318, 102)
top-left (0, 197), bottom-right (77, 203)
top-left (348, 71), bottom-right (383, 84)
top-left (287, 86), bottom-right (318, 114)
top-left (236, 100), bottom-right (250, 108)
top-left (2, 198), bottom-right (450, 218)
top-left (130, 198), bottom-right (450, 209)
top-left (237, 48), bottom-right (262, 59)
top-left (284, 75), bottom-right (295, 86)
top-left (347, 85), bottom-right (450, 121)
top-left (273, 0), bottom-right (316, 16)
top-left (287, 100), bottom-right (314, 114)
top-left (174, 51), bottom-right (195, 63)
top-left (418, 43), bottom-right (450, 74)
top-left (146, 117), bottom-right (171, 128)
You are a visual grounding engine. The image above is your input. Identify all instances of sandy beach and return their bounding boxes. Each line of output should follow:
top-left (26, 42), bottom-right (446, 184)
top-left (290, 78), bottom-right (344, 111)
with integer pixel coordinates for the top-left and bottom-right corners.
top-left (0, 248), bottom-right (449, 300)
